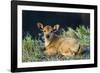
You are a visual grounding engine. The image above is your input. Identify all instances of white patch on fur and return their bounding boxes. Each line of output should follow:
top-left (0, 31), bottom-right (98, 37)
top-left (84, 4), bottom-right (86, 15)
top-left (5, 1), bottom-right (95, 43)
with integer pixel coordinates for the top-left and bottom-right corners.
top-left (44, 38), bottom-right (49, 47)
top-left (44, 36), bottom-right (50, 47)
top-left (44, 33), bottom-right (54, 47)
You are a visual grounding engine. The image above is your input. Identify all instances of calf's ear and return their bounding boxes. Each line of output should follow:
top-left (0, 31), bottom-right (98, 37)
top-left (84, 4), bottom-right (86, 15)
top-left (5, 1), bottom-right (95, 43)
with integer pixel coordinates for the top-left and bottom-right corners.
top-left (53, 24), bottom-right (60, 31)
top-left (37, 22), bottom-right (44, 30)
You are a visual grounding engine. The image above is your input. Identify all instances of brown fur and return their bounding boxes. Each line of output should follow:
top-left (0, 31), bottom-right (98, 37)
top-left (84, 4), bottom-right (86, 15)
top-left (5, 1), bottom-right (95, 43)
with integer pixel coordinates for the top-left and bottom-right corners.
top-left (37, 22), bottom-right (81, 56)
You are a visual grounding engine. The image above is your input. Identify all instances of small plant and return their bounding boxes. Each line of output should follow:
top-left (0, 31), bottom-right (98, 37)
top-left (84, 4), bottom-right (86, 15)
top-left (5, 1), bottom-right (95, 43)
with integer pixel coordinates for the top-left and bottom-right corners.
top-left (60, 27), bottom-right (78, 38)
top-left (75, 25), bottom-right (90, 47)
top-left (22, 34), bottom-right (44, 62)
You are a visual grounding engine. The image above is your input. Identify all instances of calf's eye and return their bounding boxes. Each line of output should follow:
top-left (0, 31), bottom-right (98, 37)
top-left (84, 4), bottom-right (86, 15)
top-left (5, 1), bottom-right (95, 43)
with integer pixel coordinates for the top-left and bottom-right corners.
top-left (43, 30), bottom-right (46, 32)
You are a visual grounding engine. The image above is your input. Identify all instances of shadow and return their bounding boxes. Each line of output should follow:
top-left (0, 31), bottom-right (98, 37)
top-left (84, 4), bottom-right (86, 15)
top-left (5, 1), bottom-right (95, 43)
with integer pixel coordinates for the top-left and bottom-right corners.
top-left (6, 69), bottom-right (21, 73)
top-left (12, 72), bottom-right (22, 73)
top-left (82, 47), bottom-right (90, 55)
top-left (7, 69), bottom-right (10, 72)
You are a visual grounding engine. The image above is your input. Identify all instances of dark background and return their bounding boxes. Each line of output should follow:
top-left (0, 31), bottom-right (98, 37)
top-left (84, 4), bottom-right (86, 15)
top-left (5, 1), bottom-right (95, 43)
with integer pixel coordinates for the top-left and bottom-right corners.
top-left (22, 10), bottom-right (90, 38)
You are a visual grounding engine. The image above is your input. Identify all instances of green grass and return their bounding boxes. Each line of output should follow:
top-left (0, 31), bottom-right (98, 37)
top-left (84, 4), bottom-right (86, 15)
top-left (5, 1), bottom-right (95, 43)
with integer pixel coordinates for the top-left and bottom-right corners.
top-left (22, 34), bottom-right (44, 62)
top-left (22, 25), bottom-right (90, 62)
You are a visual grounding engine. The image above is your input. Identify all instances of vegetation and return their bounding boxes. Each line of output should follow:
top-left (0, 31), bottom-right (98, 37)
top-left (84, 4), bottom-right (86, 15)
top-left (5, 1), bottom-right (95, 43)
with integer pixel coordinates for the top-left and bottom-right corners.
top-left (22, 34), bottom-right (44, 62)
top-left (22, 25), bottom-right (90, 62)
top-left (60, 25), bottom-right (90, 47)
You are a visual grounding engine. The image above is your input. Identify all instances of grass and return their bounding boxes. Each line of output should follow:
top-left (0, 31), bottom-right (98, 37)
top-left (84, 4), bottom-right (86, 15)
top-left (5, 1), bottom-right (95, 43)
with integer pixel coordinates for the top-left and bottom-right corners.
top-left (22, 25), bottom-right (90, 62)
top-left (60, 25), bottom-right (90, 47)
top-left (22, 34), bottom-right (44, 62)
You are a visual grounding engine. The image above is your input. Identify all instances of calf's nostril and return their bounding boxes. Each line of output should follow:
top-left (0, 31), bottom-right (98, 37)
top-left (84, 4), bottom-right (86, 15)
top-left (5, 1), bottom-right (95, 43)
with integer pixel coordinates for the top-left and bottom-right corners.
top-left (46, 35), bottom-right (49, 38)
